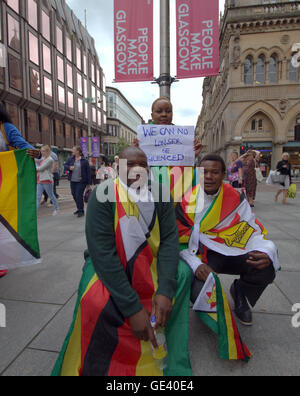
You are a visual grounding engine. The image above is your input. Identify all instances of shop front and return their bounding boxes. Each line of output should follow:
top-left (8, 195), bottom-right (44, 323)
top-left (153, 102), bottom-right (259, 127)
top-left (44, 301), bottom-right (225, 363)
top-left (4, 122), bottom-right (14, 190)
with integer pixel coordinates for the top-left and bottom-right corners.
top-left (243, 141), bottom-right (273, 177)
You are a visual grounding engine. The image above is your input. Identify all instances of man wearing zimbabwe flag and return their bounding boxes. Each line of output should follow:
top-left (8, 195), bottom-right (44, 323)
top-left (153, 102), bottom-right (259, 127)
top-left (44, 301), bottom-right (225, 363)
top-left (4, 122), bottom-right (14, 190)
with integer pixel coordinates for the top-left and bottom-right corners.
top-left (179, 154), bottom-right (280, 329)
top-left (0, 104), bottom-right (41, 278)
top-left (53, 147), bottom-right (190, 376)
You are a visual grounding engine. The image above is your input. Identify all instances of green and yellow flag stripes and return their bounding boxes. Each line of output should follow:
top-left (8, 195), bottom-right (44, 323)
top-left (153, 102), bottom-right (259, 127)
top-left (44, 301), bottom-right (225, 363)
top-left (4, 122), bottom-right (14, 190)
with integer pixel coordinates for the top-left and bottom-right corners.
top-left (0, 150), bottom-right (40, 269)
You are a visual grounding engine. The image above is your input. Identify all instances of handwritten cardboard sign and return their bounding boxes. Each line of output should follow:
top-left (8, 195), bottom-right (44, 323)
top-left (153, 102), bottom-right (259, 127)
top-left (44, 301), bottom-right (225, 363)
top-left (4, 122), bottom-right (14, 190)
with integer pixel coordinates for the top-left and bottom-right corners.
top-left (138, 125), bottom-right (195, 166)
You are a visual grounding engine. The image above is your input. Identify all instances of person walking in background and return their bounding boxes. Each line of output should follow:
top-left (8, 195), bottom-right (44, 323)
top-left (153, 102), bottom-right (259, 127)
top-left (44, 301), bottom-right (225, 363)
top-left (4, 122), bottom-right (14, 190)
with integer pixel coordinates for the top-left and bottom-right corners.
top-left (228, 151), bottom-right (244, 189)
top-left (64, 146), bottom-right (91, 218)
top-left (240, 150), bottom-right (260, 208)
top-left (36, 145), bottom-right (59, 216)
top-left (41, 151), bottom-right (60, 206)
top-left (274, 153), bottom-right (292, 205)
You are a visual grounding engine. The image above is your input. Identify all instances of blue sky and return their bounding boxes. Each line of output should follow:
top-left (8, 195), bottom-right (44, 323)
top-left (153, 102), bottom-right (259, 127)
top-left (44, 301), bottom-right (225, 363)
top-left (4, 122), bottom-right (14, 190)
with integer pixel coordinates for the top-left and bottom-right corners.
top-left (67, 0), bottom-right (225, 125)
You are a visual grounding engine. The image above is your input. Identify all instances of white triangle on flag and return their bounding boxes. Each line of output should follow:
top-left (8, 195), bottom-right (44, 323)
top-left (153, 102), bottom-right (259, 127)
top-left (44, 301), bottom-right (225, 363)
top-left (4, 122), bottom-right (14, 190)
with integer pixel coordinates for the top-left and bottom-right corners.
top-left (193, 273), bottom-right (217, 313)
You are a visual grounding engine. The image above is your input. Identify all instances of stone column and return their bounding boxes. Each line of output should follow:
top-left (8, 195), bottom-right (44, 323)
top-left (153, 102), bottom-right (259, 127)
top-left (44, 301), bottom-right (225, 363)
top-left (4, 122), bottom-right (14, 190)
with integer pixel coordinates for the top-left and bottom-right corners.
top-left (272, 142), bottom-right (284, 169)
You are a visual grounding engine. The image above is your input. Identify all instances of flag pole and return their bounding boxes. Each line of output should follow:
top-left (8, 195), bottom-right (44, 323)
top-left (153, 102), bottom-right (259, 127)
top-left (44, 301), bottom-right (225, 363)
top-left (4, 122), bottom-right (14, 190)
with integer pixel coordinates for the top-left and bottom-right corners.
top-left (159, 0), bottom-right (171, 99)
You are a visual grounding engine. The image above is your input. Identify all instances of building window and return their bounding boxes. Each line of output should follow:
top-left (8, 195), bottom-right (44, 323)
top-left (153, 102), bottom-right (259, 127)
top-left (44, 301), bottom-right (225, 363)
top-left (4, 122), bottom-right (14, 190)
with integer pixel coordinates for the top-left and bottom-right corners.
top-left (57, 55), bottom-right (64, 83)
top-left (27, 0), bottom-right (38, 30)
top-left (258, 119), bottom-right (263, 131)
top-left (58, 85), bottom-right (65, 111)
top-left (44, 76), bottom-right (53, 105)
top-left (43, 43), bottom-right (51, 74)
top-left (76, 47), bottom-right (81, 70)
top-left (7, 14), bottom-right (20, 52)
top-left (56, 26), bottom-right (63, 54)
top-left (30, 68), bottom-right (40, 99)
top-left (83, 54), bottom-right (87, 75)
top-left (41, 11), bottom-right (51, 42)
top-left (7, 0), bottom-right (19, 13)
top-left (28, 31), bottom-right (39, 65)
top-left (77, 73), bottom-right (83, 96)
top-left (66, 36), bottom-right (72, 61)
top-left (251, 119), bottom-right (256, 131)
top-left (78, 98), bottom-right (83, 119)
top-left (244, 56), bottom-right (253, 85)
top-left (67, 91), bottom-right (74, 114)
top-left (6, 103), bottom-right (19, 129)
top-left (67, 64), bottom-right (73, 89)
top-left (256, 55), bottom-right (265, 85)
top-left (269, 54), bottom-right (278, 83)
top-left (8, 54), bottom-right (22, 91)
top-left (289, 60), bottom-right (298, 82)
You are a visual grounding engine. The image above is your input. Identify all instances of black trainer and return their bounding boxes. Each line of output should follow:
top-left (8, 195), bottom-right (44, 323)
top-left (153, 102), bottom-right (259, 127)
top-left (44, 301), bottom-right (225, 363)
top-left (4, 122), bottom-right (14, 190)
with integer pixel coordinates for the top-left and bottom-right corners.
top-left (230, 280), bottom-right (253, 326)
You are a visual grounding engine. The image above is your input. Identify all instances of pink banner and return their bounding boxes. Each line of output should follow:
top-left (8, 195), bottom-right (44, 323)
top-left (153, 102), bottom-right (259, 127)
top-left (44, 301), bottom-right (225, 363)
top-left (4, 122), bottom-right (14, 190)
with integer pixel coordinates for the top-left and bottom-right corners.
top-left (176, 0), bottom-right (219, 79)
top-left (114, 0), bottom-right (154, 83)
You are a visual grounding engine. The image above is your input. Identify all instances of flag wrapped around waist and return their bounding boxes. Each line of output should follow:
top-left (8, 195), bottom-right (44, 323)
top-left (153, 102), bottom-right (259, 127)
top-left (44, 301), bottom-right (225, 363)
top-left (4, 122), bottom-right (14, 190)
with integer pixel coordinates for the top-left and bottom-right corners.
top-left (0, 150), bottom-right (40, 269)
top-left (193, 273), bottom-right (252, 362)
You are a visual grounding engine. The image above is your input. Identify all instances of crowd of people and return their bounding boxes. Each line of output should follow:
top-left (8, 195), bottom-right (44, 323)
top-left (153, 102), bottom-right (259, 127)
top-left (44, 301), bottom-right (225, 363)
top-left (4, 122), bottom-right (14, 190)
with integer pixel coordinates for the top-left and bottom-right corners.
top-left (0, 98), bottom-right (296, 376)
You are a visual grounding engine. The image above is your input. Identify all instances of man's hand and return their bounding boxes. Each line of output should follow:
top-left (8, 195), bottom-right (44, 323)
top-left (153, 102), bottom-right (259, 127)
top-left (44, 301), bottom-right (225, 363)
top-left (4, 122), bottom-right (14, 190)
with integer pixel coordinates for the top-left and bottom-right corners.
top-left (151, 295), bottom-right (173, 329)
top-left (195, 264), bottom-right (213, 282)
top-left (26, 149), bottom-right (41, 159)
top-left (247, 251), bottom-right (272, 270)
top-left (129, 307), bottom-right (158, 348)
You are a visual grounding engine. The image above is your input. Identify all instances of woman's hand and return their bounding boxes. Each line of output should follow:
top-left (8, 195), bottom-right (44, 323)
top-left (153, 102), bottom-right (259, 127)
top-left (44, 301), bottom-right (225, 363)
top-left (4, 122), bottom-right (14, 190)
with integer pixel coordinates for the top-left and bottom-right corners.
top-left (194, 140), bottom-right (202, 158)
top-left (133, 138), bottom-right (140, 148)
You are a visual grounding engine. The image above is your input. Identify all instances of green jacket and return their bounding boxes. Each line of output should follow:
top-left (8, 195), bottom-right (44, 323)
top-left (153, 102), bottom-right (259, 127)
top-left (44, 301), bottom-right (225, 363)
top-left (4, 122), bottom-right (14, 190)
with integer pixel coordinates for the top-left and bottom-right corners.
top-left (85, 179), bottom-right (180, 319)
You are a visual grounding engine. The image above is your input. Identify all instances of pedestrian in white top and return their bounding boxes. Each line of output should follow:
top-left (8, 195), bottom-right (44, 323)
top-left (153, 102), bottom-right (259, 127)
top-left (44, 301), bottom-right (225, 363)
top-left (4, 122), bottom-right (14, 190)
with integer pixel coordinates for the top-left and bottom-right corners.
top-left (36, 145), bottom-right (59, 216)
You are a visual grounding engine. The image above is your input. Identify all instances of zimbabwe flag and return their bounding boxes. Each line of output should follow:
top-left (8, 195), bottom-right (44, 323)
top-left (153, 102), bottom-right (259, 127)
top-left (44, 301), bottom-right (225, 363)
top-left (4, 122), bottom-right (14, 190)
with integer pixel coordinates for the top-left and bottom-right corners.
top-left (193, 273), bottom-right (252, 362)
top-left (0, 150), bottom-right (40, 269)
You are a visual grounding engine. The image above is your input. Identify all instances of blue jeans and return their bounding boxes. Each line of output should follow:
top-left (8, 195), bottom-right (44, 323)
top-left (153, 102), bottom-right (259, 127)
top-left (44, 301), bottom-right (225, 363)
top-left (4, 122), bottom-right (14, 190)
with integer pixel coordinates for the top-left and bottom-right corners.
top-left (70, 181), bottom-right (87, 214)
top-left (37, 183), bottom-right (58, 211)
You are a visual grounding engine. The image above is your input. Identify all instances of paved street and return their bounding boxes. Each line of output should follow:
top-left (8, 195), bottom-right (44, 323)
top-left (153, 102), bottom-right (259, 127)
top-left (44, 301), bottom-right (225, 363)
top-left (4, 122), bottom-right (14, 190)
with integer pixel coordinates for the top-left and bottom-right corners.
top-left (0, 180), bottom-right (300, 376)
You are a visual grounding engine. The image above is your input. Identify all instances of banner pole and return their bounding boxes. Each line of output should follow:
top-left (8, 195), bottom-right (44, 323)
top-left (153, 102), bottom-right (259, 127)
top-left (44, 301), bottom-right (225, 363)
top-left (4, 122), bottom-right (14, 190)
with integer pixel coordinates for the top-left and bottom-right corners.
top-left (159, 0), bottom-right (171, 99)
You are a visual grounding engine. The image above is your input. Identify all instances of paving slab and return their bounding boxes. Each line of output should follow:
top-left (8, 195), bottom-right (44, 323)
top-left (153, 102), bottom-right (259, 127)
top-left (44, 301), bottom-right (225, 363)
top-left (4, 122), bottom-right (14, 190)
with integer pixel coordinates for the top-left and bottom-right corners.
top-left (189, 311), bottom-right (300, 376)
top-left (0, 249), bottom-right (84, 305)
top-left (29, 294), bottom-right (77, 353)
top-left (0, 299), bottom-right (60, 375)
top-left (1, 349), bottom-right (58, 377)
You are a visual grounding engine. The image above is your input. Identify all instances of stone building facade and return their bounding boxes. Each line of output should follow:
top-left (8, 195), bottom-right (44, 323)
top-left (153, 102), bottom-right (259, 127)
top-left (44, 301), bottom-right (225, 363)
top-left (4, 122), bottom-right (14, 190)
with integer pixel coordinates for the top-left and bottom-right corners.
top-left (104, 86), bottom-right (144, 160)
top-left (196, 0), bottom-right (300, 175)
top-left (0, 0), bottom-right (107, 172)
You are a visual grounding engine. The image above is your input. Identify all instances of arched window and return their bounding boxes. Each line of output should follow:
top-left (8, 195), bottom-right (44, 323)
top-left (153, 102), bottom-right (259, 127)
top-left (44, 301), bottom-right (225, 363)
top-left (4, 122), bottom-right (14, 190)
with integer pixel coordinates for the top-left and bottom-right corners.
top-left (269, 54), bottom-right (278, 83)
top-left (289, 60), bottom-right (298, 82)
top-left (244, 56), bottom-right (253, 84)
top-left (256, 55), bottom-right (265, 84)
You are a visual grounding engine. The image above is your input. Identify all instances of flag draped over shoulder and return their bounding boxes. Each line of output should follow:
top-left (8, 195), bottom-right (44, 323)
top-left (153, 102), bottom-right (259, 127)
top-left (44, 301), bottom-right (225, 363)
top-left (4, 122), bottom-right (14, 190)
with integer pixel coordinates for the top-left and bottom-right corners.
top-left (52, 180), bottom-right (192, 376)
top-left (177, 183), bottom-right (280, 271)
top-left (0, 150), bottom-right (40, 269)
top-left (193, 273), bottom-right (252, 362)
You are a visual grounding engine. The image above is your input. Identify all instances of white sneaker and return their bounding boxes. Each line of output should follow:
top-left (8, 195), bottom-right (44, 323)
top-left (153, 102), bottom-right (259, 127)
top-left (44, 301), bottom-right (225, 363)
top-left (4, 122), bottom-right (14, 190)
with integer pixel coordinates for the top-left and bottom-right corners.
top-left (52, 210), bottom-right (59, 216)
